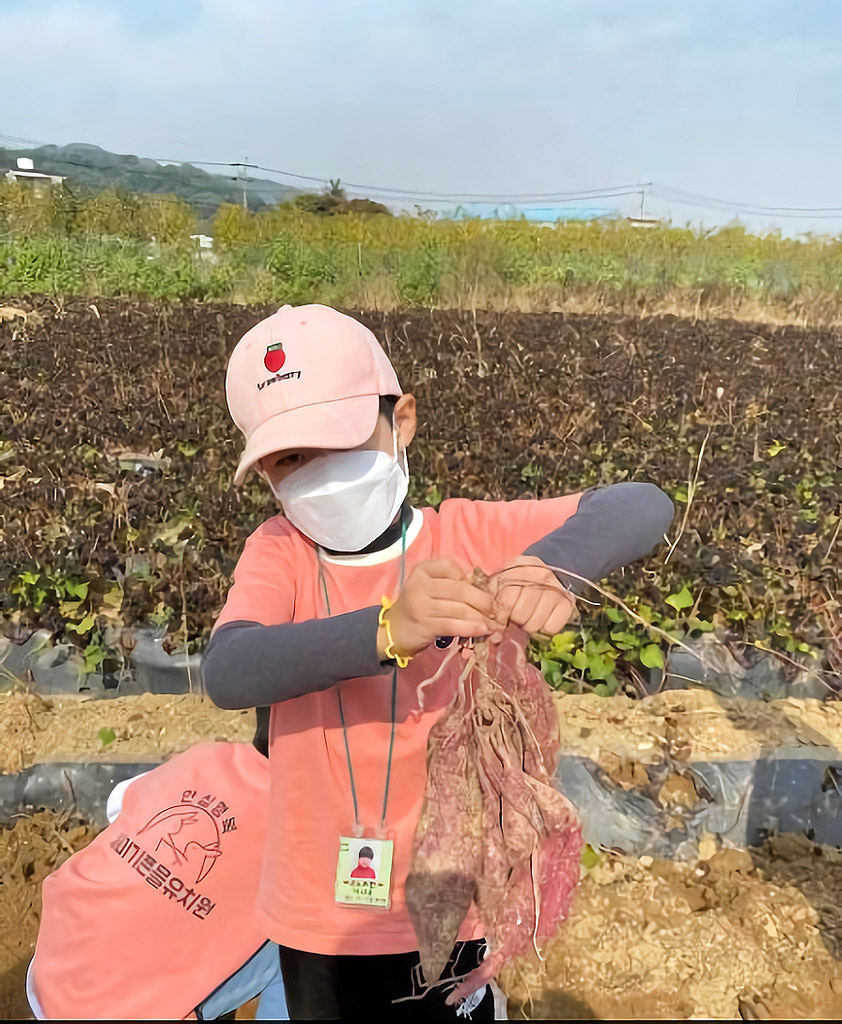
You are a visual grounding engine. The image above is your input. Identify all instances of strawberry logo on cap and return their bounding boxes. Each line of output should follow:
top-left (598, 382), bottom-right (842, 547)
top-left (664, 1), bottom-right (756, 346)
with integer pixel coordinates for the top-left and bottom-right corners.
top-left (263, 342), bottom-right (286, 374)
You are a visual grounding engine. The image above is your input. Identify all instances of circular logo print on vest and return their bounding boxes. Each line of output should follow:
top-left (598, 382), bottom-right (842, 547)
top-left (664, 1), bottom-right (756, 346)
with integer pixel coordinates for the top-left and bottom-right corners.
top-left (138, 803), bottom-right (222, 884)
top-left (264, 342), bottom-right (286, 374)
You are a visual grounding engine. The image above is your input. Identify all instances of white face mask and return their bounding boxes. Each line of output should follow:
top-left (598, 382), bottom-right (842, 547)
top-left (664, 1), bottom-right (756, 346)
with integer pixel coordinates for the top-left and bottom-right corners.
top-left (272, 425), bottom-right (409, 552)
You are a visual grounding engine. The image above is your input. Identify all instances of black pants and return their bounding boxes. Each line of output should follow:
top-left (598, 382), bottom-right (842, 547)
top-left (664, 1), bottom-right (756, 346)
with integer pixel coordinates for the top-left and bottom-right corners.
top-left (278, 940), bottom-right (496, 1020)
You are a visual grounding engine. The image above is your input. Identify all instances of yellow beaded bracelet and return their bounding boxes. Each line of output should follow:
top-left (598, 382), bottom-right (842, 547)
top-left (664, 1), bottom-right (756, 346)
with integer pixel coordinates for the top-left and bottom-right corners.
top-left (379, 596), bottom-right (411, 669)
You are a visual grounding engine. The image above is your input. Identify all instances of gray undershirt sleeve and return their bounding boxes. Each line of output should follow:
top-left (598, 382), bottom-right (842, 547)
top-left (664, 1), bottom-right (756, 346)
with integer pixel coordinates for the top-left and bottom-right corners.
top-left (525, 482), bottom-right (675, 594)
top-left (204, 606), bottom-right (390, 710)
top-left (204, 482), bottom-right (674, 710)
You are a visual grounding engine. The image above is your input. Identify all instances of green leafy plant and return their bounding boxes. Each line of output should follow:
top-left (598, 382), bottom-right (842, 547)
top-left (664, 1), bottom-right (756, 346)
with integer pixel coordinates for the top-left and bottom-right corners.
top-left (581, 844), bottom-right (601, 870)
top-left (84, 638), bottom-right (109, 674)
top-left (98, 727), bottom-right (116, 748)
top-left (534, 589), bottom-right (715, 696)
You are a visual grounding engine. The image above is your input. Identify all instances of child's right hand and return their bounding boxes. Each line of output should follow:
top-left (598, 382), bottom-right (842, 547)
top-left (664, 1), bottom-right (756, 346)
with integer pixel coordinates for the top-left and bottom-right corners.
top-left (377, 559), bottom-right (499, 661)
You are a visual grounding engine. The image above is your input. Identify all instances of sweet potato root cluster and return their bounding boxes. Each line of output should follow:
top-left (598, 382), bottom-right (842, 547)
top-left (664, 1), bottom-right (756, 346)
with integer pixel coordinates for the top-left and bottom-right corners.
top-left (406, 573), bottom-right (582, 1003)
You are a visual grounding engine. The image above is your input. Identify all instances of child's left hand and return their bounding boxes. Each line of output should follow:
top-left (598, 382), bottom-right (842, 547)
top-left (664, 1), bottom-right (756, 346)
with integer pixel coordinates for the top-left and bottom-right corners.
top-left (489, 556), bottom-right (577, 642)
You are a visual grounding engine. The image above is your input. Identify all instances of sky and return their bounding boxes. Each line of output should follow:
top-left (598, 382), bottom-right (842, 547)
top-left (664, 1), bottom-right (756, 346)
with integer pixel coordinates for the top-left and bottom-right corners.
top-left (1, 0), bottom-right (841, 234)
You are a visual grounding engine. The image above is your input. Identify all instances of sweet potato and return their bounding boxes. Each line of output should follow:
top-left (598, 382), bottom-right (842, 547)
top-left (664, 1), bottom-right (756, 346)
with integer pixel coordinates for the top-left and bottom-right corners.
top-left (406, 577), bottom-right (582, 1002)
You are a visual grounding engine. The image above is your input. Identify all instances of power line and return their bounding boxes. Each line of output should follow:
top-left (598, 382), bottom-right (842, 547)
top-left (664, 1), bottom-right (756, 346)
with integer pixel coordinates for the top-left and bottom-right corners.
top-left (208, 160), bottom-right (654, 204)
top-left (651, 184), bottom-right (842, 219)
top-left (169, 159), bottom-right (842, 219)
top-left (149, 154), bottom-right (650, 203)
top-left (0, 131), bottom-right (48, 147)
top-left (149, 154), bottom-right (842, 218)
top-left (338, 184), bottom-right (647, 204)
top-left (78, 153), bottom-right (648, 211)
top-left (7, 134), bottom-right (842, 221)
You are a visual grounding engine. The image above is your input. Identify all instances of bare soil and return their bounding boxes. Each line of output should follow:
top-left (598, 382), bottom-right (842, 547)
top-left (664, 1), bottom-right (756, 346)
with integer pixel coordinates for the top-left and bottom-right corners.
top-left (0, 811), bottom-right (96, 1020)
top-left (501, 836), bottom-right (842, 1019)
top-left (3, 692), bottom-right (842, 1019)
top-left (556, 690), bottom-right (842, 765)
top-left (4, 811), bottom-right (841, 1020)
top-left (0, 693), bottom-right (255, 773)
top-left (4, 689), bottom-right (841, 776)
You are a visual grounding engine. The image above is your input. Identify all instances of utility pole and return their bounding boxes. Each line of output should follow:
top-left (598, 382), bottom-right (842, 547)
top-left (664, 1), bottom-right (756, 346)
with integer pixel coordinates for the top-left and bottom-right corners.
top-left (638, 189), bottom-right (646, 220)
top-left (241, 156), bottom-right (248, 211)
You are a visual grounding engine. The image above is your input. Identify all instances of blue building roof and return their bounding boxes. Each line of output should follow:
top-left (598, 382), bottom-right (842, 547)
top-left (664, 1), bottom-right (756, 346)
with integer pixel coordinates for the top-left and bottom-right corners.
top-left (439, 202), bottom-right (618, 223)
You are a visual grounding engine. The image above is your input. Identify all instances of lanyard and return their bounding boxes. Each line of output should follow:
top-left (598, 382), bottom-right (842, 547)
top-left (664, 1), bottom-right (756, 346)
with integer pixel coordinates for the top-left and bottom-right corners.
top-left (317, 519), bottom-right (407, 832)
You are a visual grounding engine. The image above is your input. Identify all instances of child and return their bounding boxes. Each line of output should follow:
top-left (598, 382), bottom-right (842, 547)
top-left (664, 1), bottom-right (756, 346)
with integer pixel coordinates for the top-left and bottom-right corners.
top-left (27, 716), bottom-right (289, 1021)
top-left (205, 304), bottom-right (674, 1019)
top-left (350, 845), bottom-right (377, 880)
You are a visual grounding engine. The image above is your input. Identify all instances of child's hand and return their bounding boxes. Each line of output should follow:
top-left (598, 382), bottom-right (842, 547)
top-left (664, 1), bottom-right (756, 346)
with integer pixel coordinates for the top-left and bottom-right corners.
top-left (379, 560), bottom-right (499, 660)
top-left (489, 556), bottom-right (576, 642)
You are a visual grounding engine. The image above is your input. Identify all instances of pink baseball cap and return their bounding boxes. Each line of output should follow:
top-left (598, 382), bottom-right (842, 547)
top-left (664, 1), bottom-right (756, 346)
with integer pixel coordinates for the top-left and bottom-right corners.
top-left (225, 304), bottom-right (402, 485)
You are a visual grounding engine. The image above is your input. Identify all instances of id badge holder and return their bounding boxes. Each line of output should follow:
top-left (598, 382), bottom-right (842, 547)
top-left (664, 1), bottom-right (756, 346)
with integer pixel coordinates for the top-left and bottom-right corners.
top-left (335, 824), bottom-right (395, 912)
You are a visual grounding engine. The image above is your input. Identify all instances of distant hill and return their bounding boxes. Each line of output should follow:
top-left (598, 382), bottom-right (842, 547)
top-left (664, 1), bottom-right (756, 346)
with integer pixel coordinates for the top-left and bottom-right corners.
top-left (0, 142), bottom-right (300, 216)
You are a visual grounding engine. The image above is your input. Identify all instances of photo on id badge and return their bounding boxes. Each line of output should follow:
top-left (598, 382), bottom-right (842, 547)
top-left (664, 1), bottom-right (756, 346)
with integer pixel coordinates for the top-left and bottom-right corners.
top-left (335, 836), bottom-right (393, 909)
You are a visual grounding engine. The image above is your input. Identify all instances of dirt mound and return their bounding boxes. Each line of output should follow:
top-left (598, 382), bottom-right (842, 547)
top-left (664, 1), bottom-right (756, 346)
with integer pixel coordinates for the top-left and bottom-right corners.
top-left (8, 812), bottom-right (841, 1020)
top-left (0, 810), bottom-right (96, 1019)
top-left (0, 693), bottom-right (255, 773)
top-left (501, 840), bottom-right (842, 1019)
top-left (557, 689), bottom-right (842, 764)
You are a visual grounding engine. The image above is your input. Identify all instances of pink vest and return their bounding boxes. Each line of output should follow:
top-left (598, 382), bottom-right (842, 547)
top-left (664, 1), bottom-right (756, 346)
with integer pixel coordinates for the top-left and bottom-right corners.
top-left (32, 743), bottom-right (270, 1020)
